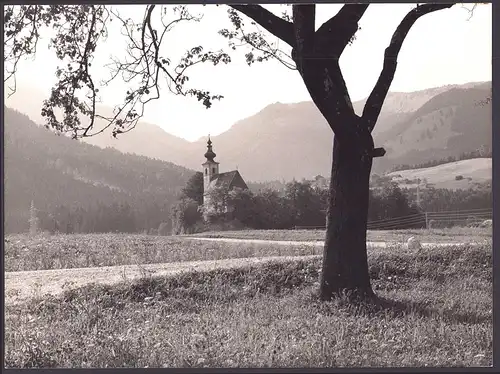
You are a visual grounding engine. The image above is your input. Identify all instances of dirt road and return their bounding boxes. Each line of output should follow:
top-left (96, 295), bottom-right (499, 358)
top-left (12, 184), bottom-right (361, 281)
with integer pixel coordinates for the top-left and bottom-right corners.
top-left (5, 255), bottom-right (318, 305)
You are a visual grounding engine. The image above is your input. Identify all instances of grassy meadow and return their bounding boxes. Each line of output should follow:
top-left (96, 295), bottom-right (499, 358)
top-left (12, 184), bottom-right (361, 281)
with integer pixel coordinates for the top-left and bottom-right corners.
top-left (5, 233), bottom-right (322, 272)
top-left (5, 227), bottom-right (491, 272)
top-left (187, 227), bottom-right (492, 243)
top-left (4, 242), bottom-right (492, 368)
top-left (387, 158), bottom-right (492, 190)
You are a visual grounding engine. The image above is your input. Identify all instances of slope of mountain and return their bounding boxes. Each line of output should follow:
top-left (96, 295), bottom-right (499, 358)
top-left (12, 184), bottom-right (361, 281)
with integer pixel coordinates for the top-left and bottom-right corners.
top-left (372, 81), bottom-right (491, 173)
top-left (4, 107), bottom-right (195, 233)
top-left (83, 118), bottom-right (192, 167)
top-left (191, 101), bottom-right (333, 181)
top-left (6, 81), bottom-right (491, 182)
top-left (193, 81), bottom-right (491, 180)
top-left (387, 158), bottom-right (492, 190)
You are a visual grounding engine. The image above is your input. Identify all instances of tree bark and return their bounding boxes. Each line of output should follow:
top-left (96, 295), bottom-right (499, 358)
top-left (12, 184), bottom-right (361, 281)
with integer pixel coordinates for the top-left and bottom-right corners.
top-left (320, 119), bottom-right (375, 300)
top-left (291, 6), bottom-right (374, 300)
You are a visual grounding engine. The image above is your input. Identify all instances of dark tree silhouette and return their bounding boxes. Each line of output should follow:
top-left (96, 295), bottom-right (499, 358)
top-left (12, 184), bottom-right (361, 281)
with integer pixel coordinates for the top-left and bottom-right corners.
top-left (181, 172), bottom-right (204, 206)
top-left (5, 4), bottom-right (460, 300)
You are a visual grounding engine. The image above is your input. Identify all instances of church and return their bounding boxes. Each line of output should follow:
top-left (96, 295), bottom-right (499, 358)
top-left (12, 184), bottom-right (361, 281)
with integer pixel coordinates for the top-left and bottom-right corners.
top-left (201, 136), bottom-right (248, 221)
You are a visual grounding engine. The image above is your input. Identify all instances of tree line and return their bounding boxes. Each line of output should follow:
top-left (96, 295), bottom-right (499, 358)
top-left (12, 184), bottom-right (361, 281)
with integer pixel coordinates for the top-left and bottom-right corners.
top-left (29, 201), bottom-right (169, 235)
top-left (23, 170), bottom-right (491, 236)
top-left (169, 172), bottom-right (492, 235)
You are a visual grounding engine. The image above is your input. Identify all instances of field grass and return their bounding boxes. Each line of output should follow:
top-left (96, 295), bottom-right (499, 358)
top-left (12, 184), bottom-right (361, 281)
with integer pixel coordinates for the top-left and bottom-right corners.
top-left (5, 227), bottom-right (491, 273)
top-left (187, 227), bottom-right (492, 243)
top-left (5, 233), bottom-right (321, 272)
top-left (4, 243), bottom-right (492, 368)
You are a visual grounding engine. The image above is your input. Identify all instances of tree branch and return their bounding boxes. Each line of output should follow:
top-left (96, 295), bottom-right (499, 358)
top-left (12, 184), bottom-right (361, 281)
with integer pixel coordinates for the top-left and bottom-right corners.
top-left (89, 5), bottom-right (229, 138)
top-left (292, 4), bottom-right (316, 72)
top-left (292, 5), bottom-right (316, 47)
top-left (81, 7), bottom-right (98, 137)
top-left (362, 4), bottom-right (455, 132)
top-left (4, 5), bottom-right (44, 97)
top-left (290, 5), bottom-right (360, 140)
top-left (230, 4), bottom-right (295, 47)
top-left (315, 4), bottom-right (369, 56)
top-left (289, 4), bottom-right (364, 135)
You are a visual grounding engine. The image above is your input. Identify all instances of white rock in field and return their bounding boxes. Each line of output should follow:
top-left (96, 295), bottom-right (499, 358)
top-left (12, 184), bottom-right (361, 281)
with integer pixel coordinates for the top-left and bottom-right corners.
top-left (406, 236), bottom-right (422, 251)
top-left (481, 219), bottom-right (492, 228)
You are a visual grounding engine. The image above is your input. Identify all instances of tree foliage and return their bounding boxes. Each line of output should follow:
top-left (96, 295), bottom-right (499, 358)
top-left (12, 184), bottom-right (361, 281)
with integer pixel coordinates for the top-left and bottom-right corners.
top-left (284, 180), bottom-right (324, 228)
top-left (251, 188), bottom-right (293, 229)
top-left (368, 183), bottom-right (419, 223)
top-left (171, 197), bottom-right (201, 235)
top-left (181, 171), bottom-right (204, 205)
top-left (198, 185), bottom-right (230, 222)
top-left (227, 187), bottom-right (257, 227)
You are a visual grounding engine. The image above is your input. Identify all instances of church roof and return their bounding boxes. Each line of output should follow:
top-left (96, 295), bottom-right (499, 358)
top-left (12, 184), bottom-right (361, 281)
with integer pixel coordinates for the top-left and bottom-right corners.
top-left (209, 170), bottom-right (248, 190)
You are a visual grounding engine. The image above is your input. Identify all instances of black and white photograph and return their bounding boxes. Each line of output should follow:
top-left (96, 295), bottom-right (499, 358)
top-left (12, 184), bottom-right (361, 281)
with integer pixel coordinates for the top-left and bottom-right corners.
top-left (3, 2), bottom-right (493, 368)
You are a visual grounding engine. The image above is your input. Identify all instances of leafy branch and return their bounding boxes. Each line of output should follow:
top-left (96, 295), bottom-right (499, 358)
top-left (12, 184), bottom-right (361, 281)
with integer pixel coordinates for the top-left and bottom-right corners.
top-left (220, 6), bottom-right (296, 70)
top-left (4, 5), bottom-right (232, 139)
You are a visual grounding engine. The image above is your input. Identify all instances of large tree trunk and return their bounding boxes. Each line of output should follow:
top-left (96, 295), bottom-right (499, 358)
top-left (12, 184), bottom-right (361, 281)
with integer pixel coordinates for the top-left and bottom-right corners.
top-left (274, 3), bottom-right (452, 302)
top-left (319, 126), bottom-right (375, 300)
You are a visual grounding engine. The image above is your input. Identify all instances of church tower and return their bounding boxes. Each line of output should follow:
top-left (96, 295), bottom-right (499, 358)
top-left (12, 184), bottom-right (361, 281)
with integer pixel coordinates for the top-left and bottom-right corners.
top-left (202, 135), bottom-right (219, 207)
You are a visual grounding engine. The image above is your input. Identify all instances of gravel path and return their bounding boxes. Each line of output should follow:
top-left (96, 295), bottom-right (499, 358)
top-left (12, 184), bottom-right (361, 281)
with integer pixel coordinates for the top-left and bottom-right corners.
top-left (5, 255), bottom-right (318, 305)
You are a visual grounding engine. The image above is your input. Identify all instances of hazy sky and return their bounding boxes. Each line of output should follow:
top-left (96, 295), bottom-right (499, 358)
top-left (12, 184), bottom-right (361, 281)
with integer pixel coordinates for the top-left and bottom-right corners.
top-left (5, 3), bottom-right (492, 141)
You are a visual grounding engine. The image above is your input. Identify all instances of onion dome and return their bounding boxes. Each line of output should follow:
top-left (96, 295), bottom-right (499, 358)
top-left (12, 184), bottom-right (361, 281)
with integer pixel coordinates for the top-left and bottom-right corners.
top-left (204, 135), bottom-right (216, 162)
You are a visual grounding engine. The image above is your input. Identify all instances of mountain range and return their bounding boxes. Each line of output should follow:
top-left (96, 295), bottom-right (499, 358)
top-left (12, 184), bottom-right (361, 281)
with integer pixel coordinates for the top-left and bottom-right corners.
top-left (5, 81), bottom-right (491, 182)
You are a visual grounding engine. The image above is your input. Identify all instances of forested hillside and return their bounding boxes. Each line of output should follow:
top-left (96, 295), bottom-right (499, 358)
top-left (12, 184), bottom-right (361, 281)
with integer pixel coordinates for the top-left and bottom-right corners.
top-left (372, 82), bottom-right (491, 173)
top-left (4, 107), bottom-right (195, 234)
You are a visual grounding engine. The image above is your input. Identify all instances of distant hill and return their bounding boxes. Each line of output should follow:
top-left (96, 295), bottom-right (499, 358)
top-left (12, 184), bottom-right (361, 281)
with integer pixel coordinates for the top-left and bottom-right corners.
top-left (6, 81), bottom-right (491, 182)
top-left (389, 147), bottom-right (492, 173)
top-left (4, 107), bottom-right (195, 233)
top-left (372, 81), bottom-right (492, 173)
top-left (387, 158), bottom-right (492, 190)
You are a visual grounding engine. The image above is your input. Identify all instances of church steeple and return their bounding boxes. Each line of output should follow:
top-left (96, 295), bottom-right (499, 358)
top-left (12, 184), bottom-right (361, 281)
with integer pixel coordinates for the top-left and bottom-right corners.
top-left (204, 134), bottom-right (216, 162)
top-left (202, 135), bottom-right (220, 202)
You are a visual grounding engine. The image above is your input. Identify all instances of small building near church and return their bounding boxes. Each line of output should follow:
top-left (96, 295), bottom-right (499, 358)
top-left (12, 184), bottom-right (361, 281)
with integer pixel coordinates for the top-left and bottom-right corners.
top-left (201, 136), bottom-right (248, 221)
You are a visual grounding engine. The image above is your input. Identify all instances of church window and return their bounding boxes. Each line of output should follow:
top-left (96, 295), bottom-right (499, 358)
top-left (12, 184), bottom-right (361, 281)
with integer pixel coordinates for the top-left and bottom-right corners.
top-left (212, 167), bottom-right (216, 174)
